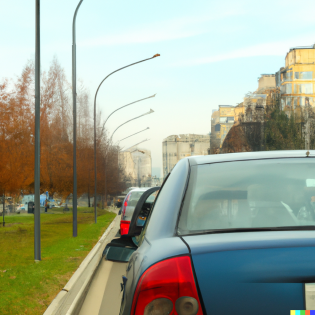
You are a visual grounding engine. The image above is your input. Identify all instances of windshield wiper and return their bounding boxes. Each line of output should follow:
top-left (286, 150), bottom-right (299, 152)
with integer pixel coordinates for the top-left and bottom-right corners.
top-left (188, 225), bottom-right (315, 235)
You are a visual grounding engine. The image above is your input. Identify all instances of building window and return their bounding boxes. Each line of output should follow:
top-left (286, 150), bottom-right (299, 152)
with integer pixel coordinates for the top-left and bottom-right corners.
top-left (294, 84), bottom-right (313, 94)
top-left (219, 117), bottom-right (226, 123)
top-left (227, 117), bottom-right (234, 123)
top-left (295, 71), bottom-right (313, 80)
top-left (282, 72), bottom-right (293, 82)
top-left (286, 72), bottom-right (293, 81)
top-left (280, 85), bottom-right (285, 94)
top-left (281, 83), bottom-right (292, 94)
top-left (286, 97), bottom-right (292, 108)
top-left (215, 124), bottom-right (221, 132)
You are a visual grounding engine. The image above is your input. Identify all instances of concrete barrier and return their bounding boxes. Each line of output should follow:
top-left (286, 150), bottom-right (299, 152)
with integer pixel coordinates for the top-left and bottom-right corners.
top-left (44, 214), bottom-right (120, 315)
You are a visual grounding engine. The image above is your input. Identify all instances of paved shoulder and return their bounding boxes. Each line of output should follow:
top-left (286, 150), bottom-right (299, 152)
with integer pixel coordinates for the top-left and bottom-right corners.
top-left (79, 260), bottom-right (127, 315)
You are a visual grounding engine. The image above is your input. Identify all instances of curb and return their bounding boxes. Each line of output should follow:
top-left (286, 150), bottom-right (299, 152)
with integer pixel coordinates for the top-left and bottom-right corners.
top-left (44, 215), bottom-right (119, 315)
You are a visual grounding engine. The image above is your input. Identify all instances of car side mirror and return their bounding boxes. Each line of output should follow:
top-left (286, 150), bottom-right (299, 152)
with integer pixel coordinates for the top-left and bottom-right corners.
top-left (103, 236), bottom-right (137, 262)
top-left (103, 244), bottom-right (136, 262)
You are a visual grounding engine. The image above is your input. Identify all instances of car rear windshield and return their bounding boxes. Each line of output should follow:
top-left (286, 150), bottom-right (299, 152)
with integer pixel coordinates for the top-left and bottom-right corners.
top-left (178, 158), bottom-right (315, 235)
top-left (127, 191), bottom-right (145, 207)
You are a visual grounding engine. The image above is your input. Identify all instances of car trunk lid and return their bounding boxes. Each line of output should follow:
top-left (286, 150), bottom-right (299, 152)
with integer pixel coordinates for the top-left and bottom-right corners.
top-left (183, 231), bottom-right (315, 314)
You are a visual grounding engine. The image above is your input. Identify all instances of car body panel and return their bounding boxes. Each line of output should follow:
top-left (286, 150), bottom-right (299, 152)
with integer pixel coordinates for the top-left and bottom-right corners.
top-left (184, 231), bottom-right (315, 314)
top-left (145, 158), bottom-right (190, 241)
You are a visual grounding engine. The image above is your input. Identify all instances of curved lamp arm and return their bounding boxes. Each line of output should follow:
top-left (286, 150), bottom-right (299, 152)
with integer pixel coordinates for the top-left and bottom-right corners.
top-left (104, 95), bottom-right (155, 127)
top-left (94, 54), bottom-right (160, 112)
top-left (110, 109), bottom-right (154, 142)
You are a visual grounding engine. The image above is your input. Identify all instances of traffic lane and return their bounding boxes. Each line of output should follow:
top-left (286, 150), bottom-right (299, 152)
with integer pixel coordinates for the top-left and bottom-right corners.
top-left (79, 209), bottom-right (125, 315)
top-left (79, 259), bottom-right (127, 315)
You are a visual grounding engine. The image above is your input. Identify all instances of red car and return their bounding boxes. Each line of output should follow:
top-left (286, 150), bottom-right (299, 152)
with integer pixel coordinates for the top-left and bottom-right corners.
top-left (120, 188), bottom-right (152, 235)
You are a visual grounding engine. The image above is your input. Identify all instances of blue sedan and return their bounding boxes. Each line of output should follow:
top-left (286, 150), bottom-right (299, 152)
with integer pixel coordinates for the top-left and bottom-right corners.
top-left (105, 150), bottom-right (315, 315)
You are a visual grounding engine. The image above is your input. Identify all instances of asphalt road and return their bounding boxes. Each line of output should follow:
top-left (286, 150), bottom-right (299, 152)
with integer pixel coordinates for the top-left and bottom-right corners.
top-left (79, 212), bottom-right (127, 315)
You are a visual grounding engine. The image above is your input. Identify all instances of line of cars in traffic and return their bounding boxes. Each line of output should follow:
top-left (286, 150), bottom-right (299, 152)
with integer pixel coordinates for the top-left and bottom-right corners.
top-left (105, 151), bottom-right (315, 314)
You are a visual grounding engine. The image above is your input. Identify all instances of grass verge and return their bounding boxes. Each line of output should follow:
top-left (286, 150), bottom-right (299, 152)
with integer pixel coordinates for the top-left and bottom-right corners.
top-left (0, 207), bottom-right (116, 315)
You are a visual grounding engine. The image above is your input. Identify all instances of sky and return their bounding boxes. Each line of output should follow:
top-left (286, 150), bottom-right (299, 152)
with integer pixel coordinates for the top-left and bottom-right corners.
top-left (1, 0), bottom-right (315, 176)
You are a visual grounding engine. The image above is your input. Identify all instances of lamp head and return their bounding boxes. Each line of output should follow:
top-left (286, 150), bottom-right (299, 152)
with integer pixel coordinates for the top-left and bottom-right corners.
top-left (153, 54), bottom-right (160, 58)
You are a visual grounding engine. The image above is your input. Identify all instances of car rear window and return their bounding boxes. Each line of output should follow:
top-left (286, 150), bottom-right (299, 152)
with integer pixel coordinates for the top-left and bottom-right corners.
top-left (178, 158), bottom-right (315, 235)
top-left (128, 191), bottom-right (145, 207)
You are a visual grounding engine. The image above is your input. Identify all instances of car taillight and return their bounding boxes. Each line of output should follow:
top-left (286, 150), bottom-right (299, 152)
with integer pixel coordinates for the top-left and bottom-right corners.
top-left (131, 256), bottom-right (203, 315)
top-left (122, 194), bottom-right (130, 218)
top-left (120, 220), bottom-right (130, 235)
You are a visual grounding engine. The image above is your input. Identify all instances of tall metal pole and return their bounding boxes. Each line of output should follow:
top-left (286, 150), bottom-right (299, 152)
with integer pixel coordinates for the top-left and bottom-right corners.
top-left (34, 0), bottom-right (41, 261)
top-left (94, 56), bottom-right (159, 222)
top-left (72, 0), bottom-right (83, 237)
top-left (2, 192), bottom-right (5, 227)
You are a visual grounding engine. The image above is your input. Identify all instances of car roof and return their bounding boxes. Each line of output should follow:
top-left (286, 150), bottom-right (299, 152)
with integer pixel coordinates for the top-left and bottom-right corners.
top-left (187, 150), bottom-right (315, 165)
top-left (129, 187), bottom-right (151, 194)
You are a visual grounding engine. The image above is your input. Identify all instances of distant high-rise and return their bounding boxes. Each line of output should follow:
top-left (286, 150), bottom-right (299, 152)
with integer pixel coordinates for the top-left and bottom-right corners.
top-left (119, 148), bottom-right (152, 187)
top-left (162, 134), bottom-right (210, 178)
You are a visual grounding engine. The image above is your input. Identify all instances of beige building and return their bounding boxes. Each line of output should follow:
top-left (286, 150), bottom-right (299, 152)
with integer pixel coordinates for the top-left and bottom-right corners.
top-left (119, 148), bottom-right (152, 187)
top-left (162, 134), bottom-right (210, 177)
top-left (279, 45), bottom-right (315, 112)
top-left (257, 74), bottom-right (276, 93)
top-left (218, 105), bottom-right (235, 147)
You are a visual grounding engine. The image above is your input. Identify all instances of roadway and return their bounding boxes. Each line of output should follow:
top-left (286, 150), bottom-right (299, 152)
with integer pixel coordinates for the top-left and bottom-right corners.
top-left (79, 211), bottom-right (126, 315)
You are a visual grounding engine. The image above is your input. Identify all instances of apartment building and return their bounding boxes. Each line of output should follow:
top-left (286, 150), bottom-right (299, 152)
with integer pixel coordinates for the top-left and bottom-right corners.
top-left (219, 105), bottom-right (235, 147)
top-left (279, 45), bottom-right (315, 112)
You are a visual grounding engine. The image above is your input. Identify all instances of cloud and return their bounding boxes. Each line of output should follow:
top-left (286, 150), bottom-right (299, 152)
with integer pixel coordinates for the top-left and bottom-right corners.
top-left (171, 34), bottom-right (315, 67)
top-left (80, 9), bottom-right (245, 47)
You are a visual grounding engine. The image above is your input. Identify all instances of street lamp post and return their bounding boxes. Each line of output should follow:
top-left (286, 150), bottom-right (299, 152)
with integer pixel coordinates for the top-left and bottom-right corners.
top-left (34, 0), bottom-right (41, 261)
top-left (93, 55), bottom-right (159, 223)
top-left (72, 0), bottom-right (84, 237)
top-left (103, 110), bottom-right (154, 206)
top-left (131, 149), bottom-right (152, 188)
top-left (2, 193), bottom-right (5, 227)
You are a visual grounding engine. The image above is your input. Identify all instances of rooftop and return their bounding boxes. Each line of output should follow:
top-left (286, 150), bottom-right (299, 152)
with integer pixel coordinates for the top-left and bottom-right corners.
top-left (289, 45), bottom-right (315, 52)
